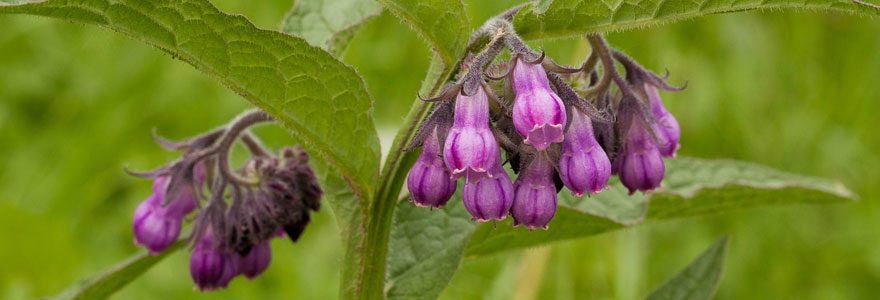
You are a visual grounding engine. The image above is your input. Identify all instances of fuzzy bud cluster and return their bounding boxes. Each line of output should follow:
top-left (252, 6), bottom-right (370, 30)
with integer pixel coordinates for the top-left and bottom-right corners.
top-left (405, 33), bottom-right (683, 230)
top-left (129, 110), bottom-right (322, 291)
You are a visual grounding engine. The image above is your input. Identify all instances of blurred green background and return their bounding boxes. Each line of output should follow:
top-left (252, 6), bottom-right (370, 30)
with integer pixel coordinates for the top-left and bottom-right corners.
top-left (1, 1), bottom-right (878, 299)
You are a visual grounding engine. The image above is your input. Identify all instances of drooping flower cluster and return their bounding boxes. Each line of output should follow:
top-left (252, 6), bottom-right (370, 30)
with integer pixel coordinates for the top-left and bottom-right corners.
top-left (129, 110), bottom-right (322, 291)
top-left (405, 33), bottom-right (683, 230)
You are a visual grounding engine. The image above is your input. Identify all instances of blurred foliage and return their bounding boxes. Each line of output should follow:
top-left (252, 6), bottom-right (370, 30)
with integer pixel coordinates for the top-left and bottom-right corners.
top-left (0, 0), bottom-right (877, 299)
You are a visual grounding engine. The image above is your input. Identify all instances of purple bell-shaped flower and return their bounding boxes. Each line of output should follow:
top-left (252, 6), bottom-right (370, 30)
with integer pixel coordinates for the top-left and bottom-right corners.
top-left (190, 227), bottom-right (240, 291)
top-left (443, 85), bottom-right (500, 183)
top-left (462, 159), bottom-right (514, 222)
top-left (645, 83), bottom-right (681, 157)
top-left (558, 108), bottom-right (611, 197)
top-left (407, 125), bottom-right (457, 208)
top-left (614, 119), bottom-right (665, 194)
top-left (133, 176), bottom-right (197, 255)
top-left (511, 155), bottom-right (558, 230)
top-left (511, 57), bottom-right (567, 151)
top-left (239, 239), bottom-right (272, 279)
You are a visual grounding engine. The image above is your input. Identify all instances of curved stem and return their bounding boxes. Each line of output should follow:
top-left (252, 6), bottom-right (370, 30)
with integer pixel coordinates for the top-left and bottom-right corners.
top-left (215, 109), bottom-right (274, 185)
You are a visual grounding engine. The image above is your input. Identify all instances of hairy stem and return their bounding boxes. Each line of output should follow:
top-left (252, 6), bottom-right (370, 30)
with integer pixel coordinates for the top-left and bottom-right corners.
top-left (214, 109), bottom-right (274, 185)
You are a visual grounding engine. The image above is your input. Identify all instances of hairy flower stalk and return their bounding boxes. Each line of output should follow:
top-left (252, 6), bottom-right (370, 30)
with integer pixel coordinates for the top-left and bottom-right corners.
top-left (128, 109), bottom-right (323, 291)
top-left (403, 30), bottom-right (683, 226)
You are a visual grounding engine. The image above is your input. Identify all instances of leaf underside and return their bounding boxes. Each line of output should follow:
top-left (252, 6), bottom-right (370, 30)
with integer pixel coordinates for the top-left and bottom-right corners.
top-left (281, 0), bottom-right (381, 56)
top-left (373, 0), bottom-right (470, 66)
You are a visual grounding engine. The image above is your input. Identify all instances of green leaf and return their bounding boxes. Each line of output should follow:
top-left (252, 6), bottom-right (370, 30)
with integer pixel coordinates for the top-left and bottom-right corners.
top-left (52, 241), bottom-right (183, 300)
top-left (374, 0), bottom-right (470, 66)
top-left (465, 157), bottom-right (854, 257)
top-left (0, 0), bottom-right (381, 202)
top-left (281, 0), bottom-right (381, 56)
top-left (385, 188), bottom-right (477, 300)
top-left (513, 0), bottom-right (880, 40)
top-left (644, 235), bottom-right (730, 300)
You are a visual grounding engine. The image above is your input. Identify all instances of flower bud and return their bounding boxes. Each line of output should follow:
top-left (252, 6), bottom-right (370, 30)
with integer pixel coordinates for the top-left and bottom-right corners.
top-left (462, 161), bottom-right (514, 222)
top-left (559, 109), bottom-right (611, 196)
top-left (645, 84), bottom-right (680, 157)
top-left (511, 155), bottom-right (558, 230)
top-left (190, 227), bottom-right (240, 291)
top-left (239, 239), bottom-right (272, 279)
top-left (408, 126), bottom-right (457, 208)
top-left (443, 85), bottom-right (500, 182)
top-left (132, 194), bottom-right (183, 255)
top-left (511, 58), bottom-right (566, 151)
top-left (614, 120), bottom-right (665, 194)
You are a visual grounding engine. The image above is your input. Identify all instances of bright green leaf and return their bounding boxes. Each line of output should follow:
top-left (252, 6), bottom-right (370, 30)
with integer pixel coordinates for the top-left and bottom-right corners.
top-left (281, 0), bottom-right (381, 56)
top-left (385, 188), bottom-right (477, 300)
top-left (644, 235), bottom-right (730, 300)
top-left (374, 0), bottom-right (470, 66)
top-left (465, 157), bottom-right (854, 257)
top-left (52, 241), bottom-right (183, 300)
top-left (513, 0), bottom-right (880, 40)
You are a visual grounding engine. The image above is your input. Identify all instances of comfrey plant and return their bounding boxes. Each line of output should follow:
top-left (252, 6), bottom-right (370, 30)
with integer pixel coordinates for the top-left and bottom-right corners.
top-left (406, 25), bottom-right (684, 229)
top-left (3, 0), bottom-right (873, 299)
top-left (128, 110), bottom-right (322, 291)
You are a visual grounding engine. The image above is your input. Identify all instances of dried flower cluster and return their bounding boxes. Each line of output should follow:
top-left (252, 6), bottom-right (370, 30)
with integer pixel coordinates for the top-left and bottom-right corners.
top-left (406, 29), bottom-right (682, 229)
top-left (129, 110), bottom-right (322, 291)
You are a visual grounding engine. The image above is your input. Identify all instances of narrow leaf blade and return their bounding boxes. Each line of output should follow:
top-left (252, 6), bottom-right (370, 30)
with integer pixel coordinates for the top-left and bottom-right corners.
top-left (513, 0), bottom-right (880, 40)
top-left (644, 235), bottom-right (730, 300)
top-left (52, 242), bottom-right (183, 300)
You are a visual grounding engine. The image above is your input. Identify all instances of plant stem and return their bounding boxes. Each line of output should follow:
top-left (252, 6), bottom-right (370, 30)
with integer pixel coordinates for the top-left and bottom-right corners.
top-left (359, 55), bottom-right (452, 300)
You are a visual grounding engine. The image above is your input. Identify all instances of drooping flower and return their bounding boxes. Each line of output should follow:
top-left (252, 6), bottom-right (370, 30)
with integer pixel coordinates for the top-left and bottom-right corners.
top-left (645, 83), bottom-right (681, 157)
top-left (462, 159), bottom-right (514, 222)
top-left (407, 125), bottom-right (457, 208)
top-left (510, 57), bottom-right (567, 151)
top-left (558, 108), bottom-right (611, 197)
top-left (239, 239), bottom-right (272, 279)
top-left (190, 227), bottom-right (240, 292)
top-left (132, 175), bottom-right (197, 255)
top-left (511, 155), bottom-right (558, 230)
top-left (614, 118), bottom-right (665, 194)
top-left (443, 85), bottom-right (500, 182)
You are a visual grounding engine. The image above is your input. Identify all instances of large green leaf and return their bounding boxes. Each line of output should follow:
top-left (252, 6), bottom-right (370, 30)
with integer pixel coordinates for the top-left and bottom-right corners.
top-left (281, 0), bottom-right (381, 56)
top-left (0, 0), bottom-right (381, 201)
top-left (465, 157), bottom-right (855, 257)
top-left (388, 157), bottom-right (852, 299)
top-left (374, 0), bottom-right (470, 66)
top-left (385, 188), bottom-right (477, 300)
top-left (513, 0), bottom-right (880, 40)
top-left (644, 235), bottom-right (730, 300)
top-left (51, 241), bottom-right (183, 300)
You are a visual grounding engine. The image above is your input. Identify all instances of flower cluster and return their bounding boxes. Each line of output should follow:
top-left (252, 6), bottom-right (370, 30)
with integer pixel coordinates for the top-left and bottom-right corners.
top-left (129, 110), bottom-right (322, 291)
top-left (406, 32), bottom-right (682, 230)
